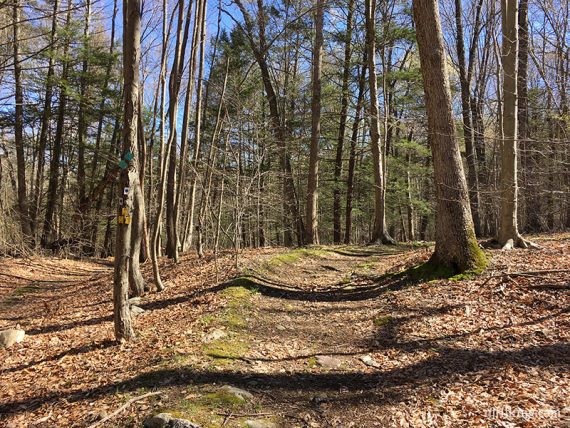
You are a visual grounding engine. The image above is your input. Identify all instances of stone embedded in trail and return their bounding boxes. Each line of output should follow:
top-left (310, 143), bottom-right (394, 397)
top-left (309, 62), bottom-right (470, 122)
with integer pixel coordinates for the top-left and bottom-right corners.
top-left (316, 355), bottom-right (342, 369)
top-left (0, 329), bottom-right (25, 348)
top-left (131, 305), bottom-right (145, 316)
top-left (360, 354), bottom-right (382, 368)
top-left (202, 329), bottom-right (227, 343)
top-left (220, 385), bottom-right (253, 401)
top-left (245, 420), bottom-right (277, 428)
top-left (143, 412), bottom-right (201, 428)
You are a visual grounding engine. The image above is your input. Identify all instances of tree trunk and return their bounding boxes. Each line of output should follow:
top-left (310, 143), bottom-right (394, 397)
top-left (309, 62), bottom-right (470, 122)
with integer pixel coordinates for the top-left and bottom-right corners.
top-left (165, 0), bottom-right (193, 261)
top-left (114, 0), bottom-right (143, 341)
top-left (177, 0), bottom-right (203, 253)
top-left (77, 0), bottom-right (92, 213)
top-left (498, 0), bottom-right (529, 248)
top-left (332, 0), bottom-right (354, 244)
top-left (454, 0), bottom-right (481, 236)
top-left (234, 0), bottom-right (304, 246)
top-left (182, 0), bottom-right (207, 253)
top-left (344, 56), bottom-right (367, 245)
top-left (304, 0), bottom-right (324, 245)
top-left (413, 0), bottom-right (487, 272)
top-left (42, 0), bottom-right (72, 247)
top-left (365, 0), bottom-right (394, 245)
top-left (32, 0), bottom-right (59, 240)
top-left (12, 0), bottom-right (32, 239)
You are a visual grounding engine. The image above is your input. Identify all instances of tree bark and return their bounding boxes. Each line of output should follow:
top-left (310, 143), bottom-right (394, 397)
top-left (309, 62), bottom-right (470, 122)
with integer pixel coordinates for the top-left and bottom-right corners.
top-left (42, 0), bottom-right (72, 247)
top-left (165, 0), bottom-right (193, 261)
top-left (413, 0), bottom-right (487, 272)
top-left (114, 0), bottom-right (143, 341)
top-left (344, 56), bottom-right (367, 245)
top-left (365, 0), bottom-right (394, 244)
top-left (498, 0), bottom-right (529, 248)
top-left (182, 0), bottom-right (207, 253)
top-left (12, 0), bottom-right (32, 239)
top-left (304, 0), bottom-right (324, 245)
top-left (332, 0), bottom-right (354, 244)
top-left (454, 0), bottom-right (481, 236)
top-left (32, 0), bottom-right (59, 240)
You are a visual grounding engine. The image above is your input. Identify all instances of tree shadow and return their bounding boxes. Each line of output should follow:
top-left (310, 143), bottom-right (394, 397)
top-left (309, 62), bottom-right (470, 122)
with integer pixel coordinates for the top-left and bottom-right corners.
top-left (0, 340), bottom-right (116, 375)
top-left (221, 262), bottom-right (445, 302)
top-left (0, 342), bottom-right (566, 416)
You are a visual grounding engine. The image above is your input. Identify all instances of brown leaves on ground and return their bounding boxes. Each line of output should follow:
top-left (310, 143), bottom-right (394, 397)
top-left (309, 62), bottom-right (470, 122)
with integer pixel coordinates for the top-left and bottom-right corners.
top-left (0, 236), bottom-right (568, 427)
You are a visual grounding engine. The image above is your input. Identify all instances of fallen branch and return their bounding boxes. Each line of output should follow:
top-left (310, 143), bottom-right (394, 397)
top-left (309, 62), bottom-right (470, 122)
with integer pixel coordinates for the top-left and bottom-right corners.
top-left (87, 391), bottom-right (162, 428)
top-left (217, 412), bottom-right (274, 418)
top-left (529, 283), bottom-right (570, 290)
top-left (482, 269), bottom-right (570, 285)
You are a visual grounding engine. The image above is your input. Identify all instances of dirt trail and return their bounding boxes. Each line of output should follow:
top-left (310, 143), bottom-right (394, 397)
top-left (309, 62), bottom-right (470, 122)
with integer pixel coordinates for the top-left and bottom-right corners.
top-left (0, 240), bottom-right (568, 427)
top-left (181, 242), bottom-right (568, 427)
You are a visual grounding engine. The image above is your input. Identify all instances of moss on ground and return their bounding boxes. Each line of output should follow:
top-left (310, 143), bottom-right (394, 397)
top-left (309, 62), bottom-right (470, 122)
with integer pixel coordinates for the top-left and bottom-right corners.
top-left (263, 247), bottom-right (331, 269)
top-left (201, 286), bottom-right (254, 364)
top-left (159, 389), bottom-right (250, 428)
top-left (373, 315), bottom-right (394, 327)
top-left (203, 336), bottom-right (249, 360)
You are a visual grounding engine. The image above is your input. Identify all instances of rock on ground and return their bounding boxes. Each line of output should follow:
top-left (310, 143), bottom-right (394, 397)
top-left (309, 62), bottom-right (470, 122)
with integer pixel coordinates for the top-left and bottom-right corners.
top-left (220, 385), bottom-right (253, 401)
top-left (0, 329), bottom-right (25, 348)
top-left (202, 329), bottom-right (227, 343)
top-left (143, 413), bottom-right (200, 428)
top-left (245, 420), bottom-right (277, 428)
top-left (316, 355), bottom-right (342, 369)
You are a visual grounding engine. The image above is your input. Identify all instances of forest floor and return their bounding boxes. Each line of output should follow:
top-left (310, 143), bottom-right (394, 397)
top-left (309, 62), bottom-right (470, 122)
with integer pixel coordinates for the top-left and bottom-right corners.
top-left (0, 235), bottom-right (569, 428)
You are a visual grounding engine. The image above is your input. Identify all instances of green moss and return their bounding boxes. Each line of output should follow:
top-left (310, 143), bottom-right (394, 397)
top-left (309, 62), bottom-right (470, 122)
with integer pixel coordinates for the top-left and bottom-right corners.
top-left (373, 315), bottom-right (394, 327)
top-left (221, 285), bottom-right (256, 301)
top-left (307, 357), bottom-right (318, 368)
top-left (159, 389), bottom-right (248, 428)
top-left (224, 310), bottom-right (247, 329)
top-left (464, 230), bottom-right (489, 273)
top-left (264, 248), bottom-right (331, 269)
top-left (203, 338), bottom-right (249, 360)
top-left (202, 390), bottom-right (247, 407)
top-left (15, 285), bottom-right (40, 295)
top-left (403, 262), bottom-right (455, 281)
top-left (199, 314), bottom-right (216, 326)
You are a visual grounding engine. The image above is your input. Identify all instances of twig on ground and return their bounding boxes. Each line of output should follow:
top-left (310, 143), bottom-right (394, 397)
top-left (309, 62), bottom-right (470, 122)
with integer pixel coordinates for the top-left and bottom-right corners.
top-left (530, 283), bottom-right (570, 290)
top-left (482, 269), bottom-right (570, 285)
top-left (86, 391), bottom-right (162, 428)
top-left (217, 412), bottom-right (274, 418)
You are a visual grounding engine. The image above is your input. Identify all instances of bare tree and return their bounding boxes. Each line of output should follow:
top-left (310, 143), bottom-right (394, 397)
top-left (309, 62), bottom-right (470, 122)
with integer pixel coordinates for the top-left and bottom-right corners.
top-left (497, 0), bottom-right (534, 249)
top-left (413, 0), bottom-right (487, 272)
top-left (304, 0), bottom-right (324, 245)
top-left (12, 0), bottom-right (31, 239)
top-left (114, 0), bottom-right (144, 341)
top-left (365, 0), bottom-right (395, 244)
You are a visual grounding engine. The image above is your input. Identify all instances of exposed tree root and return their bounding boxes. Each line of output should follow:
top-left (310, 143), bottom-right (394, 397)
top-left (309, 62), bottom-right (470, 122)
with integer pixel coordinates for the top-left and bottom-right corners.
top-left (500, 236), bottom-right (541, 250)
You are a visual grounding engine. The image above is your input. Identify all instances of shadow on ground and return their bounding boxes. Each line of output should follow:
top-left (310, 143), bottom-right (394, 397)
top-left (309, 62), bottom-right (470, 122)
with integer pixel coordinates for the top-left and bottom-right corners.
top-left (0, 341), bottom-right (567, 415)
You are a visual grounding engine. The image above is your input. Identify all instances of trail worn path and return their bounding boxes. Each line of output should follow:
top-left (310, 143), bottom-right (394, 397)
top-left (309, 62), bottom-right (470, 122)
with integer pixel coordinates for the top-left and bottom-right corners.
top-left (0, 238), bottom-right (568, 427)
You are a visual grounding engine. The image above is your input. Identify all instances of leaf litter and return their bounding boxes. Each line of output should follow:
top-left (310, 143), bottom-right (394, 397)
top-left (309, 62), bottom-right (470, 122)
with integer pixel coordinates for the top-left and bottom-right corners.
top-left (0, 236), bottom-right (568, 427)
